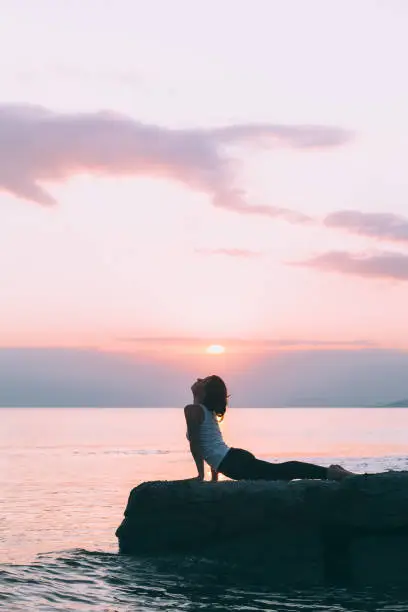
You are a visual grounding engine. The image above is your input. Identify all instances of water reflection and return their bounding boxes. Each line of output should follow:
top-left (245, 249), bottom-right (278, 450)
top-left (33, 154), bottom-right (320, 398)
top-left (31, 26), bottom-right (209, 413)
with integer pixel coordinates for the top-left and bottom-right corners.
top-left (1, 408), bottom-right (408, 610)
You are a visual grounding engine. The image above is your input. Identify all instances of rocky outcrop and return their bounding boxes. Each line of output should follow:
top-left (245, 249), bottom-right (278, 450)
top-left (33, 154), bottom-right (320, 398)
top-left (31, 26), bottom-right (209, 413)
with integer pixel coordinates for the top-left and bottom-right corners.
top-left (116, 472), bottom-right (408, 586)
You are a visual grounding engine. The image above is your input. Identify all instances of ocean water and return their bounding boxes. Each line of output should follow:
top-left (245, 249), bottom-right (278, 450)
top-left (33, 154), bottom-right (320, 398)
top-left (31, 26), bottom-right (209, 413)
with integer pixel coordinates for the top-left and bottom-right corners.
top-left (1, 407), bottom-right (408, 611)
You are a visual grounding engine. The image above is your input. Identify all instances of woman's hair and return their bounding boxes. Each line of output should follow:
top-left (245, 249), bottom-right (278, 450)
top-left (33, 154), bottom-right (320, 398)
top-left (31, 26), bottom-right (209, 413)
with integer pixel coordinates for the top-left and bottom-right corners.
top-left (203, 375), bottom-right (228, 420)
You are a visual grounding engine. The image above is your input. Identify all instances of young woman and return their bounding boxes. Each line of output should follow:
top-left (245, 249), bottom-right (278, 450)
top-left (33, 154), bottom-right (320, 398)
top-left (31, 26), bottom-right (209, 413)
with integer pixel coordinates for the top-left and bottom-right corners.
top-left (184, 375), bottom-right (354, 482)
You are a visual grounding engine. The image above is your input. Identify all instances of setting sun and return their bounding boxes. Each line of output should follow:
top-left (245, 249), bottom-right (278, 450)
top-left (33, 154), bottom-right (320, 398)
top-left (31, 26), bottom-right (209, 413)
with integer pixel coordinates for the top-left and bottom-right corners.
top-left (205, 344), bottom-right (226, 355)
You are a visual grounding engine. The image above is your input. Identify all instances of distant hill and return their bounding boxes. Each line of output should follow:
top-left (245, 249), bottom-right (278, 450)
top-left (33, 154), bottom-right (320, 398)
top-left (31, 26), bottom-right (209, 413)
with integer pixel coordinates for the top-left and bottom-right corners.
top-left (380, 399), bottom-right (408, 408)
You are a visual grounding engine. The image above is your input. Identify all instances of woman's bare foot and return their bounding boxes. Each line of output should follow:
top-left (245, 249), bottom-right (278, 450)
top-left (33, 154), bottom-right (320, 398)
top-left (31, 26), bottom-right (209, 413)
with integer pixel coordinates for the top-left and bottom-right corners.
top-left (327, 464), bottom-right (355, 481)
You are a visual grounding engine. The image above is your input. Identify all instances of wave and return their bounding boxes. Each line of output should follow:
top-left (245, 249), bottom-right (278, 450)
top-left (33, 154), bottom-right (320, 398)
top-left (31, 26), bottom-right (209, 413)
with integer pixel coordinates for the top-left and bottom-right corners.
top-left (1, 548), bottom-right (408, 611)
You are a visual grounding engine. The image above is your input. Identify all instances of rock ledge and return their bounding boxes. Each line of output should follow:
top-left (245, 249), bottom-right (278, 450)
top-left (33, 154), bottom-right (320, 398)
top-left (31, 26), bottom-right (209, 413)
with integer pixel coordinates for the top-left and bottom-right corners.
top-left (116, 472), bottom-right (408, 586)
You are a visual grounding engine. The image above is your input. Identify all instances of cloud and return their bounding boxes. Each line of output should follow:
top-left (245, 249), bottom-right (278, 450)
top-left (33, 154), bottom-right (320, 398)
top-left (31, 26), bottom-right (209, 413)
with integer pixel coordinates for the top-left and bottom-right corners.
top-left (324, 210), bottom-right (408, 243)
top-left (294, 250), bottom-right (408, 280)
top-left (118, 336), bottom-right (375, 350)
top-left (0, 104), bottom-right (351, 216)
top-left (195, 248), bottom-right (261, 257)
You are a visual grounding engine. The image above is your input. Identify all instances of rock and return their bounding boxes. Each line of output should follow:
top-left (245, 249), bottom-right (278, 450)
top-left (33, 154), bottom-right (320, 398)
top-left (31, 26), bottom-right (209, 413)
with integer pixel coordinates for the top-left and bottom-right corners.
top-left (116, 472), bottom-right (408, 586)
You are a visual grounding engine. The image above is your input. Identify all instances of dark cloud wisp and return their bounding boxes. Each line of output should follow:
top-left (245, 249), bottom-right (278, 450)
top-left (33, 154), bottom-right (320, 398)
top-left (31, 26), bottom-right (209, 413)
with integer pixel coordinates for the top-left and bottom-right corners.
top-left (324, 210), bottom-right (408, 244)
top-left (294, 250), bottom-right (408, 280)
top-left (195, 248), bottom-right (261, 257)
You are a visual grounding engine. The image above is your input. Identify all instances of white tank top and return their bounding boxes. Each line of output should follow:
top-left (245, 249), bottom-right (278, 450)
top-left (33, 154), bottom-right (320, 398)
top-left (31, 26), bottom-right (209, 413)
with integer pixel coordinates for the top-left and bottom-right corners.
top-left (197, 404), bottom-right (230, 470)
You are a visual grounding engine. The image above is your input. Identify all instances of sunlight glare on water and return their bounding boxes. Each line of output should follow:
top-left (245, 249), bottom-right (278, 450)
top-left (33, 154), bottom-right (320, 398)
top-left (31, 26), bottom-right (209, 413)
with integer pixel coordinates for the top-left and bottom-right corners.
top-left (1, 407), bottom-right (407, 610)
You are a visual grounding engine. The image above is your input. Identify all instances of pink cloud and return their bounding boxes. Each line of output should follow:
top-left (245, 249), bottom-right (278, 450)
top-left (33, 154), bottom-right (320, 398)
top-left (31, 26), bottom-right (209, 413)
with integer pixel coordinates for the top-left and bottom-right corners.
top-left (294, 250), bottom-right (408, 280)
top-left (195, 248), bottom-right (261, 257)
top-left (324, 210), bottom-right (408, 243)
top-left (0, 104), bottom-right (351, 217)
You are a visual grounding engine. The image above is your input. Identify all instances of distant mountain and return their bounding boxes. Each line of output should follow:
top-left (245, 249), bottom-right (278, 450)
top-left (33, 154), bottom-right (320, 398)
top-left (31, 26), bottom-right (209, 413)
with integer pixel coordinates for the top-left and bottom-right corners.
top-left (379, 399), bottom-right (408, 408)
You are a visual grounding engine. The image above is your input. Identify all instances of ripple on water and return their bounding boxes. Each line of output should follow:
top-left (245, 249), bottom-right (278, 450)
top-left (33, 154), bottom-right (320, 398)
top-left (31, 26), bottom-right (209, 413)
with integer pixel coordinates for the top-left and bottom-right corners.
top-left (1, 549), bottom-right (408, 612)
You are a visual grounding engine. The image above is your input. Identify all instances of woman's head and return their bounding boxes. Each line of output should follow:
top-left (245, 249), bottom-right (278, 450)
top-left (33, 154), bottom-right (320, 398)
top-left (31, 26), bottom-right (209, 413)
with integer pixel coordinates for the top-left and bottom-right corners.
top-left (191, 375), bottom-right (228, 419)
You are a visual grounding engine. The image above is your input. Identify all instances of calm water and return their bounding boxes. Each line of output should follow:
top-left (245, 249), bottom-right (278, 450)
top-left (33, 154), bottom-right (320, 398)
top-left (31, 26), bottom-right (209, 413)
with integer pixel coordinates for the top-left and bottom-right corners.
top-left (1, 407), bottom-right (407, 611)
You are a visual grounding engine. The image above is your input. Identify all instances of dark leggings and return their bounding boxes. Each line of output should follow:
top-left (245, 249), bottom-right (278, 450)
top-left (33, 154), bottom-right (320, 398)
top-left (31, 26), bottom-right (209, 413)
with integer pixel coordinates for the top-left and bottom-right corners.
top-left (218, 448), bottom-right (328, 481)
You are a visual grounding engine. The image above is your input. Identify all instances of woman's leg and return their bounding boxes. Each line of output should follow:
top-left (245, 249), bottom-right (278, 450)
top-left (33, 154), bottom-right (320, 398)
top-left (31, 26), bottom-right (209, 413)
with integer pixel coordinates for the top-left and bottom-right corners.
top-left (247, 458), bottom-right (328, 480)
top-left (218, 448), bottom-right (328, 481)
top-left (217, 448), bottom-right (259, 480)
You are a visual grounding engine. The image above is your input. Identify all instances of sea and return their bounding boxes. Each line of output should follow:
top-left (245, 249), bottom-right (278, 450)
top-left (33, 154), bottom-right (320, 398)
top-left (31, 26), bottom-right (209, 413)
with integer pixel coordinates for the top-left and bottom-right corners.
top-left (1, 407), bottom-right (408, 611)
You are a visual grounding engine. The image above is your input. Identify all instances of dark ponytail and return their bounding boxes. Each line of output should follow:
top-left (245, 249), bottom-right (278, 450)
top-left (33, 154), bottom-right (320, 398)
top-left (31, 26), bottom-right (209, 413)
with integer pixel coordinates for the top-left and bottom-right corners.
top-left (202, 375), bottom-right (228, 421)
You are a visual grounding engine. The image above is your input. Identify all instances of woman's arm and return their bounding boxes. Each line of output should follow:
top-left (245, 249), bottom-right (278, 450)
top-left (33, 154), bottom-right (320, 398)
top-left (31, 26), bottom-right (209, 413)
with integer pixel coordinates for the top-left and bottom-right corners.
top-left (184, 404), bottom-right (205, 480)
top-left (210, 467), bottom-right (219, 482)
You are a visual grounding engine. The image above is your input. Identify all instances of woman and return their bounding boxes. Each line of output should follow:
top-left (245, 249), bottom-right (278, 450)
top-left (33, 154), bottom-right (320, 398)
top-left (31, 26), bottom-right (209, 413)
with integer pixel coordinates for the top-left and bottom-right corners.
top-left (184, 375), bottom-right (354, 482)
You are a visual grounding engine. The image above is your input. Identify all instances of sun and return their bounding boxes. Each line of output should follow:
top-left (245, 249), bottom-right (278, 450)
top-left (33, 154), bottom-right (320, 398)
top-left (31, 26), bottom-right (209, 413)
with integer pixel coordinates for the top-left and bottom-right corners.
top-left (205, 344), bottom-right (226, 355)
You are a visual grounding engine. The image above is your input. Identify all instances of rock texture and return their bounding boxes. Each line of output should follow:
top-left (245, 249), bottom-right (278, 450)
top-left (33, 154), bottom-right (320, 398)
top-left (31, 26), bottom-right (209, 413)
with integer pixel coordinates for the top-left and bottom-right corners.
top-left (116, 472), bottom-right (408, 586)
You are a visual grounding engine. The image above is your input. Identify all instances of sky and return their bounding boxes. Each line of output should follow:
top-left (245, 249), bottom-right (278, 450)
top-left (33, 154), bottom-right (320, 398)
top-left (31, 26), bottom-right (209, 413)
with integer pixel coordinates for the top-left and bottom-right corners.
top-left (1, 0), bottom-right (408, 406)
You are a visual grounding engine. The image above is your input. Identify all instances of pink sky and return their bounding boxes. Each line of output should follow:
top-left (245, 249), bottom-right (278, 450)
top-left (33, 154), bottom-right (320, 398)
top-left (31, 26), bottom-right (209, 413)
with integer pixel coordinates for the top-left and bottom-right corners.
top-left (1, 0), bottom-right (408, 357)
